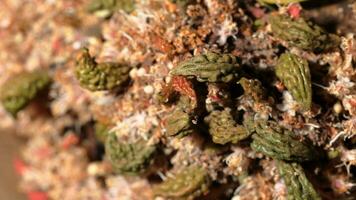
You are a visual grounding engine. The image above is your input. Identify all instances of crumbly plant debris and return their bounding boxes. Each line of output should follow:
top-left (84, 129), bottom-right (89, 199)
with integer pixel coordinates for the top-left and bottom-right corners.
top-left (0, 0), bottom-right (356, 199)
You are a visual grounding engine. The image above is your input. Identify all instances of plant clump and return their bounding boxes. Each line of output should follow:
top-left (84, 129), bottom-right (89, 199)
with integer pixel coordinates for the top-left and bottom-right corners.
top-left (75, 48), bottom-right (131, 91)
top-left (153, 165), bottom-right (211, 200)
top-left (170, 52), bottom-right (239, 83)
top-left (0, 70), bottom-right (51, 116)
top-left (269, 14), bottom-right (340, 52)
top-left (275, 52), bottom-right (312, 110)
top-left (205, 108), bottom-right (250, 145)
top-left (105, 133), bottom-right (156, 175)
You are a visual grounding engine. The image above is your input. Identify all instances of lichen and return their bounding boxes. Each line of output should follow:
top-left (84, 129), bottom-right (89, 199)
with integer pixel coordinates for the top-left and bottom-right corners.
top-left (75, 48), bottom-right (131, 91)
top-left (276, 160), bottom-right (321, 200)
top-left (269, 14), bottom-right (340, 52)
top-left (275, 52), bottom-right (312, 110)
top-left (0, 70), bottom-right (51, 116)
top-left (170, 52), bottom-right (239, 83)
top-left (250, 119), bottom-right (319, 162)
top-left (153, 165), bottom-right (211, 200)
top-left (205, 108), bottom-right (250, 145)
top-left (105, 133), bottom-right (156, 175)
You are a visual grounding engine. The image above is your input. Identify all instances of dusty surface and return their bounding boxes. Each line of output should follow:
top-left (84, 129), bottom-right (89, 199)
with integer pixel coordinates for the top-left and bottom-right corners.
top-left (0, 130), bottom-right (26, 200)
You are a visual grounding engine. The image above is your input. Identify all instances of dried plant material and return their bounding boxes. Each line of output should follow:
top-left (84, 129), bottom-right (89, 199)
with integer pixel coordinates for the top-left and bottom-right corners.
top-left (0, 70), bottom-right (51, 116)
top-left (205, 108), bottom-right (250, 145)
top-left (87, 0), bottom-right (135, 17)
top-left (172, 76), bottom-right (197, 101)
top-left (165, 108), bottom-right (193, 137)
top-left (153, 165), bottom-right (211, 199)
top-left (170, 52), bottom-right (239, 83)
top-left (239, 77), bottom-right (266, 103)
top-left (276, 160), bottom-right (321, 200)
top-left (276, 53), bottom-right (312, 110)
top-left (250, 120), bottom-right (319, 162)
top-left (105, 133), bottom-right (156, 175)
top-left (269, 14), bottom-right (340, 52)
top-left (258, 0), bottom-right (306, 4)
top-left (75, 48), bottom-right (131, 91)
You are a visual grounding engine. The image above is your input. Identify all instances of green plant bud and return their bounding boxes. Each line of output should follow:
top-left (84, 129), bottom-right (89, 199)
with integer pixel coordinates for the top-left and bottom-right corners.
top-left (75, 48), bottom-right (131, 91)
top-left (170, 52), bottom-right (239, 83)
top-left (153, 165), bottom-right (211, 200)
top-left (239, 77), bottom-right (265, 102)
top-left (276, 160), bottom-right (321, 200)
top-left (94, 123), bottom-right (110, 143)
top-left (250, 120), bottom-right (318, 162)
top-left (87, 0), bottom-right (135, 16)
top-left (105, 133), bottom-right (156, 175)
top-left (0, 70), bottom-right (51, 116)
top-left (269, 14), bottom-right (340, 52)
top-left (276, 53), bottom-right (312, 110)
top-left (205, 108), bottom-right (250, 145)
top-left (258, 0), bottom-right (306, 5)
top-left (165, 108), bottom-right (193, 137)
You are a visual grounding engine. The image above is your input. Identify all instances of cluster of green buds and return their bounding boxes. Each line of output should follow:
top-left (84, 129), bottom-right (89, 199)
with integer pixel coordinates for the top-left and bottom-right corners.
top-left (105, 133), bottom-right (156, 175)
top-left (87, 0), bottom-right (135, 17)
top-left (205, 108), bottom-right (250, 145)
top-left (165, 108), bottom-right (194, 137)
top-left (250, 119), bottom-right (319, 162)
top-left (269, 14), bottom-right (340, 52)
top-left (275, 52), bottom-right (312, 110)
top-left (276, 160), bottom-right (321, 200)
top-left (153, 165), bottom-right (211, 200)
top-left (75, 48), bottom-right (131, 92)
top-left (0, 70), bottom-right (51, 116)
top-left (170, 52), bottom-right (239, 83)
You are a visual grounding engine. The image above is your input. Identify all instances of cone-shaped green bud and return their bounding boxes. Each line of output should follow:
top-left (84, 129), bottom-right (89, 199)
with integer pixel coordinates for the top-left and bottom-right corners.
top-left (205, 108), bottom-right (250, 145)
top-left (269, 14), bottom-right (340, 52)
top-left (170, 52), bottom-right (239, 83)
top-left (0, 70), bottom-right (51, 116)
top-left (165, 108), bottom-right (193, 137)
top-left (251, 120), bottom-right (319, 162)
top-left (259, 0), bottom-right (306, 5)
top-left (105, 133), bottom-right (156, 175)
top-left (276, 53), bottom-right (312, 110)
top-left (87, 0), bottom-right (135, 16)
top-left (276, 160), bottom-right (321, 200)
top-left (75, 48), bottom-right (131, 91)
top-left (153, 165), bottom-right (211, 200)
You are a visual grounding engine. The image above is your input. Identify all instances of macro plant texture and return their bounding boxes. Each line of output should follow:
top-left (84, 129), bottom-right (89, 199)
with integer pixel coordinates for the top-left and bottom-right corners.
top-left (0, 70), bottom-right (51, 116)
top-left (75, 48), bottom-right (131, 91)
top-left (275, 53), bottom-right (312, 110)
top-left (0, 0), bottom-right (356, 200)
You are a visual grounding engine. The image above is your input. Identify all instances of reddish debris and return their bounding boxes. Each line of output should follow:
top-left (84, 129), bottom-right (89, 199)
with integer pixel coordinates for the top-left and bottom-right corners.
top-left (34, 146), bottom-right (52, 160)
top-left (61, 134), bottom-right (79, 150)
top-left (172, 76), bottom-right (197, 101)
top-left (27, 191), bottom-right (48, 200)
top-left (287, 4), bottom-right (301, 19)
top-left (13, 158), bottom-right (28, 176)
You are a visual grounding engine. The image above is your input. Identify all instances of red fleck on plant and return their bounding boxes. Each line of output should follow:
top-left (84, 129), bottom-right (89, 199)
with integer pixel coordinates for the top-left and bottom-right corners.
top-left (172, 76), bottom-right (197, 101)
top-left (61, 133), bottom-right (79, 150)
top-left (288, 4), bottom-right (301, 19)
